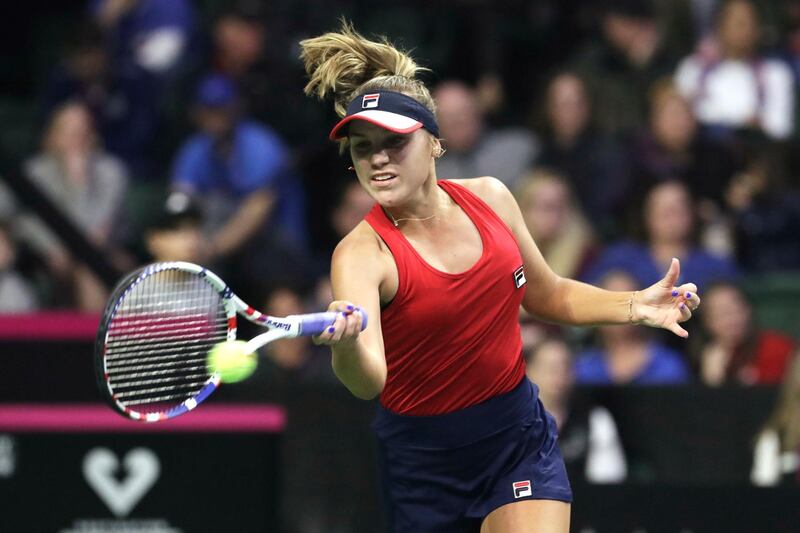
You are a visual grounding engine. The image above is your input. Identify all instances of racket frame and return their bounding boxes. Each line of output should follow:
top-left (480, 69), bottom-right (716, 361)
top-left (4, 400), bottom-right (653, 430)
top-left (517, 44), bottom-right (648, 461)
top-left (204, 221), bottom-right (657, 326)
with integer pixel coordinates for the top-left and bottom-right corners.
top-left (96, 262), bottom-right (309, 422)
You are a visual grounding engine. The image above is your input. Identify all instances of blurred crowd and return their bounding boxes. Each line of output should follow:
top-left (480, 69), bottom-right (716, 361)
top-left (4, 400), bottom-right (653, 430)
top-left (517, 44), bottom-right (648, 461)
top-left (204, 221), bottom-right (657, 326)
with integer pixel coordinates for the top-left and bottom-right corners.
top-left (1, 0), bottom-right (799, 493)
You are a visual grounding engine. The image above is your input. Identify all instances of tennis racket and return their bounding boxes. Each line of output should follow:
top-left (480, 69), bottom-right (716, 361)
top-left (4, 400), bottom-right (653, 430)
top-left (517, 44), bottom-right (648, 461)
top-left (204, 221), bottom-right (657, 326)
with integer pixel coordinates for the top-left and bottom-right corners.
top-left (95, 261), bottom-right (367, 422)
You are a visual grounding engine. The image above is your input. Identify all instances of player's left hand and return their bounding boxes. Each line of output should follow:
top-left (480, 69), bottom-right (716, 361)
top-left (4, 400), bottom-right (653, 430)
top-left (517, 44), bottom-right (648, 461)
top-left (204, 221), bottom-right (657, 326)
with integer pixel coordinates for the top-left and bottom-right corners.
top-left (631, 258), bottom-right (701, 338)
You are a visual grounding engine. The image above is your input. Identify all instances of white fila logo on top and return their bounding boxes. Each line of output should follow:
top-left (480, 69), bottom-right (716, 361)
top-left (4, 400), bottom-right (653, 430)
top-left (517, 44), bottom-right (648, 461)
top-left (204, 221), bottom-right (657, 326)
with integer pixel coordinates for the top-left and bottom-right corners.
top-left (513, 266), bottom-right (526, 289)
top-left (512, 480), bottom-right (532, 499)
top-left (362, 93), bottom-right (380, 109)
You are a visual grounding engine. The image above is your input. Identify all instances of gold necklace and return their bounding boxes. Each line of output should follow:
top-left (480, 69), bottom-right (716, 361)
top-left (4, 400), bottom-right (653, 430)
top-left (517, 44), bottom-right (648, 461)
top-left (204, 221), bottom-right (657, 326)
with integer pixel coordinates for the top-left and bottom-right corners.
top-left (384, 191), bottom-right (451, 227)
top-left (386, 211), bottom-right (437, 227)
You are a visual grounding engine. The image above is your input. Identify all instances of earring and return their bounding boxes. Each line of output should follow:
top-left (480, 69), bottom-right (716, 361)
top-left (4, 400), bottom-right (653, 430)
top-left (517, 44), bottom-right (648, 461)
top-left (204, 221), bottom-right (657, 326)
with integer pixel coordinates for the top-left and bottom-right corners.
top-left (433, 146), bottom-right (446, 159)
top-left (347, 165), bottom-right (355, 171)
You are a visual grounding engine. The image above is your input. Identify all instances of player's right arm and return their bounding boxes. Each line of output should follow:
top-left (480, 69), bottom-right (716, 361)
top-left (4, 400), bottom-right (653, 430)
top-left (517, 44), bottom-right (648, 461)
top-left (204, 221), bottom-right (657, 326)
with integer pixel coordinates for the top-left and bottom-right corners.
top-left (314, 223), bottom-right (388, 400)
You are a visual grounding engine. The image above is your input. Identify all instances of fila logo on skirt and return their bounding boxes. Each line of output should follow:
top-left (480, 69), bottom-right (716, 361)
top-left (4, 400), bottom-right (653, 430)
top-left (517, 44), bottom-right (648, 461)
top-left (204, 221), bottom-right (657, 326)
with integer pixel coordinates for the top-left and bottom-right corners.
top-left (513, 266), bottom-right (527, 289)
top-left (513, 480), bottom-right (532, 498)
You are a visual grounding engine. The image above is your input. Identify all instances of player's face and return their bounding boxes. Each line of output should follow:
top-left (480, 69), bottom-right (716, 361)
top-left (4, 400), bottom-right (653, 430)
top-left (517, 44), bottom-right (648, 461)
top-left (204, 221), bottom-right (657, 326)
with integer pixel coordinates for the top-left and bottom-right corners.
top-left (348, 122), bottom-right (435, 208)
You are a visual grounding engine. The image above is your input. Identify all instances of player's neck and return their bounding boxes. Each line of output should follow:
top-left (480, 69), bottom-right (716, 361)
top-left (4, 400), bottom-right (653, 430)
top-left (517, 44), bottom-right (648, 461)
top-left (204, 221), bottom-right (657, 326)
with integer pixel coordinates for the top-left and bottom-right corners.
top-left (383, 180), bottom-right (449, 225)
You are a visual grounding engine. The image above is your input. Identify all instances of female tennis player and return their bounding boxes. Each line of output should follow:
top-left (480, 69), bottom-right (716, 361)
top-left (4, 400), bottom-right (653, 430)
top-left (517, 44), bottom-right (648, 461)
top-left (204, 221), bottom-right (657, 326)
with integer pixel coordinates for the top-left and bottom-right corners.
top-left (300, 23), bottom-right (701, 533)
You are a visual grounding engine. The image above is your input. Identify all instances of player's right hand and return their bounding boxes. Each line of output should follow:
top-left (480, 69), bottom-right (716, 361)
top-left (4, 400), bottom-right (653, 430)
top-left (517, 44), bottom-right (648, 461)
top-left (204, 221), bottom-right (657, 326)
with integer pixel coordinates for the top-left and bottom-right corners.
top-left (312, 300), bottom-right (364, 347)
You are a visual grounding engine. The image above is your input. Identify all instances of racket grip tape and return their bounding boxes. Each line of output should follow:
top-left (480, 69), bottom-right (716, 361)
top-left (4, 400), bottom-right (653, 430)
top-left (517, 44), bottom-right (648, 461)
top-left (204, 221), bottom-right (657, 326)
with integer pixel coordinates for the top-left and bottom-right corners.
top-left (298, 309), bottom-right (369, 337)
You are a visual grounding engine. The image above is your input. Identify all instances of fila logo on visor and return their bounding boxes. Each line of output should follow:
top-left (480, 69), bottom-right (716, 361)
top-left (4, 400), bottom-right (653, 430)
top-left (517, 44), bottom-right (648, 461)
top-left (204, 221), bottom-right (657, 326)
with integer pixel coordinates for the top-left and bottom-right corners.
top-left (513, 266), bottom-right (526, 289)
top-left (513, 480), bottom-right (532, 499)
top-left (362, 93), bottom-right (380, 109)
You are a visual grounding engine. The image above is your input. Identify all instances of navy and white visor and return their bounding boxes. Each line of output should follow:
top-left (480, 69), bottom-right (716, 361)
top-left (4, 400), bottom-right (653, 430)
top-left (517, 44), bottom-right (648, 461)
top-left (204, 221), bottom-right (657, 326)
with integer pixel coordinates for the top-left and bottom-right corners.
top-left (329, 91), bottom-right (440, 140)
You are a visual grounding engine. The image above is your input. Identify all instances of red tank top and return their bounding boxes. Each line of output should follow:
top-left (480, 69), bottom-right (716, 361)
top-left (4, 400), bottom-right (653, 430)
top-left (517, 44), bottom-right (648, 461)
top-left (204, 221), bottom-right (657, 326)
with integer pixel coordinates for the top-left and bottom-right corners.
top-left (365, 180), bottom-right (527, 415)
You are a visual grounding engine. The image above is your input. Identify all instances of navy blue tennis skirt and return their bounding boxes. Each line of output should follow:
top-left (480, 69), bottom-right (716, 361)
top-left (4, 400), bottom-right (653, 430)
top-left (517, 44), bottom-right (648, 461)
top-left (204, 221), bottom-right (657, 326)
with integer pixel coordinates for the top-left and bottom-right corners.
top-left (373, 377), bottom-right (572, 533)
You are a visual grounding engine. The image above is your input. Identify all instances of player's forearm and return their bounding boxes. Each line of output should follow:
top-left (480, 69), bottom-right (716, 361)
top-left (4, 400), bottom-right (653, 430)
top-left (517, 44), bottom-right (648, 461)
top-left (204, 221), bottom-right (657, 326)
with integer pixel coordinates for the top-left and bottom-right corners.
top-left (331, 341), bottom-right (386, 400)
top-left (529, 277), bottom-right (633, 326)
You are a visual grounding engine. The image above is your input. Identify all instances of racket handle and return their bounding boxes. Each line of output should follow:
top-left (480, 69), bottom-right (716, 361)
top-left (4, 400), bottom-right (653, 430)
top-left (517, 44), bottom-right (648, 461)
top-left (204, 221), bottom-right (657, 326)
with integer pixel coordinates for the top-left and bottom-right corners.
top-left (298, 308), bottom-right (369, 337)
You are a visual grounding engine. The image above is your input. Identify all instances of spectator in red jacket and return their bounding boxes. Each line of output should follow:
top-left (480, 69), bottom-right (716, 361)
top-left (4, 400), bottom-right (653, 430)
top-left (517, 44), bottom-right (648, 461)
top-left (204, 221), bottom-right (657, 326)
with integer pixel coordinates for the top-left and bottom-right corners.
top-left (696, 281), bottom-right (795, 385)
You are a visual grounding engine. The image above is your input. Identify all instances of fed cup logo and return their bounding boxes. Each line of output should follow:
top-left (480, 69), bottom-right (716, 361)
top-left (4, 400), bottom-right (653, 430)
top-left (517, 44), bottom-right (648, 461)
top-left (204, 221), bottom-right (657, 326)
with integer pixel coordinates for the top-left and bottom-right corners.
top-left (513, 480), bottom-right (532, 499)
top-left (83, 447), bottom-right (160, 517)
top-left (362, 93), bottom-right (380, 109)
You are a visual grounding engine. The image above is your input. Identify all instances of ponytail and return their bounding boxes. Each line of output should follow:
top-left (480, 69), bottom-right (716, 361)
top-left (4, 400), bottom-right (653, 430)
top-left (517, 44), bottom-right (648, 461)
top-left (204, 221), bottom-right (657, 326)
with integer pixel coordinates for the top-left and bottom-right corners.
top-left (299, 20), bottom-right (435, 118)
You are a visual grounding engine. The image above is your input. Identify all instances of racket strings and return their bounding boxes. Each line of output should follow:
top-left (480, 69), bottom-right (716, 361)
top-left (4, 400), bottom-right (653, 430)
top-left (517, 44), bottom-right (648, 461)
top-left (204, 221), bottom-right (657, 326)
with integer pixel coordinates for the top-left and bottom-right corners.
top-left (105, 324), bottom-right (229, 355)
top-left (106, 355), bottom-right (207, 374)
top-left (108, 301), bottom-right (228, 327)
top-left (106, 339), bottom-right (206, 366)
top-left (107, 364), bottom-right (209, 382)
top-left (114, 382), bottom-right (211, 402)
top-left (123, 392), bottom-right (204, 405)
top-left (111, 371), bottom-right (210, 390)
top-left (108, 310), bottom-right (228, 329)
top-left (104, 268), bottom-right (229, 412)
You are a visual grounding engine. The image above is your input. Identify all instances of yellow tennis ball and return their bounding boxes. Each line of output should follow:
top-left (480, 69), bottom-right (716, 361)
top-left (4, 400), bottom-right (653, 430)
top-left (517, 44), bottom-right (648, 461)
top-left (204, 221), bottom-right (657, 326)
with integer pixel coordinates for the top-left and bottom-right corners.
top-left (207, 340), bottom-right (257, 383)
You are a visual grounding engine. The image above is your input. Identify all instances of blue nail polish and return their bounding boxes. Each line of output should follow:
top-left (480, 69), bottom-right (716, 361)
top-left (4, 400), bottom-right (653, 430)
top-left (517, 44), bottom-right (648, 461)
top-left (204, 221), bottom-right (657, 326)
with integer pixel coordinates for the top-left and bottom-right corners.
top-left (685, 292), bottom-right (692, 299)
top-left (671, 290), bottom-right (678, 297)
top-left (680, 303), bottom-right (686, 310)
top-left (346, 305), bottom-right (354, 311)
top-left (327, 326), bottom-right (335, 333)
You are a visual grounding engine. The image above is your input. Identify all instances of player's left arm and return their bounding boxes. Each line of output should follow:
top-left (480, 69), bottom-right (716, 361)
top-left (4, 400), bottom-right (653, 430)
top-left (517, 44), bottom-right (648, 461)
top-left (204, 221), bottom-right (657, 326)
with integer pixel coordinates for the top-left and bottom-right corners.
top-left (458, 177), bottom-right (700, 337)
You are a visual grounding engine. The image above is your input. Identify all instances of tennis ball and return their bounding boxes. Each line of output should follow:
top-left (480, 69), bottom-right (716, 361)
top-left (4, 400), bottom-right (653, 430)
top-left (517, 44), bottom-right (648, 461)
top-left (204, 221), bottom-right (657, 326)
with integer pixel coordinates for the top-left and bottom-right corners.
top-left (207, 340), bottom-right (257, 383)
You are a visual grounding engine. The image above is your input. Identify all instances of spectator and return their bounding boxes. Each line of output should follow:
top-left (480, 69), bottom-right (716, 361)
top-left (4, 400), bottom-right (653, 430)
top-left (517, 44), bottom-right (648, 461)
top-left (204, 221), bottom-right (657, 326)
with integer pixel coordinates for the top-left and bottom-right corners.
top-left (259, 286), bottom-right (337, 384)
top-left (575, 270), bottom-right (690, 385)
top-left (21, 101), bottom-right (128, 310)
top-left (41, 22), bottom-right (160, 180)
top-left (262, 286), bottom-right (311, 371)
top-left (629, 78), bottom-right (739, 209)
top-left (629, 78), bottom-right (740, 258)
top-left (26, 103), bottom-right (128, 246)
top-left (751, 353), bottom-right (800, 486)
top-left (526, 337), bottom-right (627, 483)
top-left (170, 74), bottom-right (308, 292)
top-left (0, 222), bottom-right (38, 313)
top-left (194, 1), bottom-right (328, 149)
top-left (583, 180), bottom-right (740, 290)
top-left (724, 148), bottom-right (800, 272)
top-left (210, 2), bottom-right (269, 119)
top-left (535, 71), bottom-right (631, 237)
top-left (144, 191), bottom-right (203, 263)
top-left (330, 180), bottom-right (375, 250)
top-left (674, 0), bottom-right (795, 140)
top-left (90, 0), bottom-right (195, 77)
top-left (695, 281), bottom-right (796, 386)
top-left (433, 80), bottom-right (538, 189)
top-left (571, 0), bottom-right (682, 134)
top-left (514, 168), bottom-right (596, 279)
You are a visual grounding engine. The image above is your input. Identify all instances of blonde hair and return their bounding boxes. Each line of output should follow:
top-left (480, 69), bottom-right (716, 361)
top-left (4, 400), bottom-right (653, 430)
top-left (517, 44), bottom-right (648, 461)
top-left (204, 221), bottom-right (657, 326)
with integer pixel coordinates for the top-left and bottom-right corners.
top-left (299, 20), bottom-right (436, 137)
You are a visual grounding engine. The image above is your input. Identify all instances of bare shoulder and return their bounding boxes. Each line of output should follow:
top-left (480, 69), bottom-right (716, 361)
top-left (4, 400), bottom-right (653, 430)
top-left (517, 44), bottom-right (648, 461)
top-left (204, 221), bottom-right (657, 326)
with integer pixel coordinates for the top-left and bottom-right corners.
top-left (332, 221), bottom-right (389, 278)
top-left (448, 176), bottom-right (518, 226)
